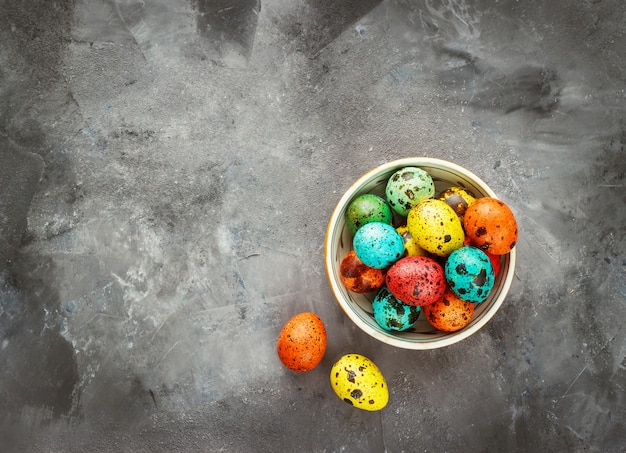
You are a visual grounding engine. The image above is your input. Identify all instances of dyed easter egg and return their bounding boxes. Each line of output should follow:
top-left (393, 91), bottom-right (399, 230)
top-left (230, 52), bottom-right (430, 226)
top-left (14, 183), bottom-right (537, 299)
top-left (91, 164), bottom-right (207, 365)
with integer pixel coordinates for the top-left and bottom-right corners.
top-left (386, 256), bottom-right (446, 306)
top-left (445, 246), bottom-right (495, 303)
top-left (339, 250), bottom-right (386, 293)
top-left (486, 250), bottom-right (501, 277)
top-left (330, 354), bottom-right (388, 411)
top-left (422, 289), bottom-right (475, 332)
top-left (464, 197), bottom-right (518, 255)
top-left (277, 312), bottom-right (327, 372)
top-left (385, 167), bottom-right (435, 216)
top-left (438, 186), bottom-right (476, 223)
top-left (345, 194), bottom-right (393, 236)
top-left (396, 225), bottom-right (429, 257)
top-left (353, 222), bottom-right (404, 269)
top-left (464, 236), bottom-right (500, 276)
top-left (372, 286), bottom-right (421, 331)
top-left (407, 199), bottom-right (465, 257)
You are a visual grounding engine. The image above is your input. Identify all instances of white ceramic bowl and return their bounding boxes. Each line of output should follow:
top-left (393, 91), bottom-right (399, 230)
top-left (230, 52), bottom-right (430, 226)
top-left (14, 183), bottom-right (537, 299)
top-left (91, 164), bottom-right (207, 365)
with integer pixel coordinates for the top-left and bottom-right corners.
top-left (324, 157), bottom-right (516, 350)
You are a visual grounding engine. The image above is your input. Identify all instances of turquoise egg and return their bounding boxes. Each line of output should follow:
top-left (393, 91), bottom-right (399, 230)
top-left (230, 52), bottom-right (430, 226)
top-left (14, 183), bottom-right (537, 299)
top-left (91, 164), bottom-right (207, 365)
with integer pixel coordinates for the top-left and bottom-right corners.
top-left (444, 246), bottom-right (495, 303)
top-left (372, 286), bottom-right (421, 331)
top-left (353, 222), bottom-right (404, 269)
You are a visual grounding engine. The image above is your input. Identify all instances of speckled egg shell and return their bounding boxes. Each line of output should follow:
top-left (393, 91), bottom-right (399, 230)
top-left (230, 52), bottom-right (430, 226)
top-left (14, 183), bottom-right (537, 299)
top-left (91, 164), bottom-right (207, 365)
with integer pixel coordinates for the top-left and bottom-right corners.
top-left (330, 354), bottom-right (388, 411)
top-left (345, 193), bottom-right (393, 236)
top-left (423, 289), bottom-right (475, 332)
top-left (465, 238), bottom-right (501, 275)
top-left (438, 186), bottom-right (476, 224)
top-left (396, 225), bottom-right (429, 257)
top-left (407, 199), bottom-right (465, 257)
top-left (372, 286), bottom-right (421, 331)
top-left (445, 246), bottom-right (495, 303)
top-left (353, 222), bottom-right (404, 269)
top-left (385, 256), bottom-right (446, 306)
top-left (486, 250), bottom-right (501, 277)
top-left (339, 250), bottom-right (386, 293)
top-left (385, 167), bottom-right (435, 216)
top-left (464, 197), bottom-right (518, 255)
top-left (277, 312), bottom-right (327, 372)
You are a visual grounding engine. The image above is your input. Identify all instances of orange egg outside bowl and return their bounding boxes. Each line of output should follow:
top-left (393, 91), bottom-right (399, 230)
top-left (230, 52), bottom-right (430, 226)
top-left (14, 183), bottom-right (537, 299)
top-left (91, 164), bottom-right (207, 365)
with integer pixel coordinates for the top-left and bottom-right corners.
top-left (324, 157), bottom-right (516, 350)
top-left (277, 312), bottom-right (327, 372)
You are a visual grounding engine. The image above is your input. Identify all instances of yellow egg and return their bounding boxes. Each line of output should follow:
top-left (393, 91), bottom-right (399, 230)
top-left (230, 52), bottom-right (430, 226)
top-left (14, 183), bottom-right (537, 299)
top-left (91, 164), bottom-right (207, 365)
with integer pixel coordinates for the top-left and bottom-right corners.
top-left (396, 225), bottom-right (429, 257)
top-left (330, 354), bottom-right (388, 411)
top-left (438, 186), bottom-right (477, 224)
top-left (407, 199), bottom-right (465, 257)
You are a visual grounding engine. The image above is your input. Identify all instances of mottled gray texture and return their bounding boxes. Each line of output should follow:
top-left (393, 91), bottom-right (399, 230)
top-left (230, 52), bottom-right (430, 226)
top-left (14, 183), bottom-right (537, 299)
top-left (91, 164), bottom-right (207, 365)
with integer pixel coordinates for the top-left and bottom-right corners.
top-left (1, 0), bottom-right (625, 451)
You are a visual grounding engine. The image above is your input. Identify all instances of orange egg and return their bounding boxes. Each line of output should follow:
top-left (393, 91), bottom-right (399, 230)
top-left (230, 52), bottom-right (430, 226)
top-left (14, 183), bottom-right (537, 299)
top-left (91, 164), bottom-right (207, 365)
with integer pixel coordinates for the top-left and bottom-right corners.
top-left (339, 250), bottom-right (386, 293)
top-left (464, 197), bottom-right (518, 255)
top-left (422, 289), bottom-right (475, 332)
top-left (277, 312), bottom-right (327, 372)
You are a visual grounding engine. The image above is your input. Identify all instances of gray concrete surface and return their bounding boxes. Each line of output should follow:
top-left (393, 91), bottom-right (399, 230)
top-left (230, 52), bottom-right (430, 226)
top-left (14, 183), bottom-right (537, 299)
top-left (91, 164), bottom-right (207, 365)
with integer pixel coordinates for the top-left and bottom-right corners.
top-left (1, 0), bottom-right (625, 451)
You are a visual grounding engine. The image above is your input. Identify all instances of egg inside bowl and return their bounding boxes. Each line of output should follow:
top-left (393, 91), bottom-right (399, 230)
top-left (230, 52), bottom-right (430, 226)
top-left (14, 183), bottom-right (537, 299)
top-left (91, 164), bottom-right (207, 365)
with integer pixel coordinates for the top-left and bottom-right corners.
top-left (324, 157), bottom-right (516, 350)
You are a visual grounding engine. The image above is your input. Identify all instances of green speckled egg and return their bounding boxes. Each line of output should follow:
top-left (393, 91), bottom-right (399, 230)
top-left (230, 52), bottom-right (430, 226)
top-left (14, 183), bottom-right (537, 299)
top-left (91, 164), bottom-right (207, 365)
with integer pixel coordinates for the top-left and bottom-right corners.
top-left (385, 167), bottom-right (435, 216)
top-left (345, 194), bottom-right (393, 236)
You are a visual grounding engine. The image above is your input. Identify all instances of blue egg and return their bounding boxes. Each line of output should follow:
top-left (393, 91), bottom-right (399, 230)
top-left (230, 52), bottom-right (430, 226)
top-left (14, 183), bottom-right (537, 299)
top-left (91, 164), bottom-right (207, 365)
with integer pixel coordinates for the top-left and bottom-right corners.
top-left (445, 246), bottom-right (495, 303)
top-left (353, 222), bottom-right (405, 269)
top-left (372, 286), bottom-right (421, 331)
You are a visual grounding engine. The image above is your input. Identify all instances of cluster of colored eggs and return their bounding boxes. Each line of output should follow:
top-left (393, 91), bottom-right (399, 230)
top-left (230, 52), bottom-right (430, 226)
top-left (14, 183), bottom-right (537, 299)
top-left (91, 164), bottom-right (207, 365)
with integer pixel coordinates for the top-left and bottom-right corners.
top-left (275, 167), bottom-right (518, 412)
top-left (340, 166), bottom-right (518, 333)
top-left (277, 312), bottom-right (388, 411)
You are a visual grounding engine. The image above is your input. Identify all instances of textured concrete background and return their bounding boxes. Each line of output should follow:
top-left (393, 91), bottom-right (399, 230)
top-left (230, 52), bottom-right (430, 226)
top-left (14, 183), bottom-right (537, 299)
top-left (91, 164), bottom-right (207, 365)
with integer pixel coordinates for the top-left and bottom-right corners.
top-left (0, 0), bottom-right (625, 451)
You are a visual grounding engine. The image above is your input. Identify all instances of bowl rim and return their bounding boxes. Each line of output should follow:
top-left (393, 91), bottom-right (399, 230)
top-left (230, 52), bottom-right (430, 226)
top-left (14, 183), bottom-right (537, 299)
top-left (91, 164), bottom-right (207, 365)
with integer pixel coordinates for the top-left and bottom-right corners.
top-left (324, 157), bottom-right (517, 350)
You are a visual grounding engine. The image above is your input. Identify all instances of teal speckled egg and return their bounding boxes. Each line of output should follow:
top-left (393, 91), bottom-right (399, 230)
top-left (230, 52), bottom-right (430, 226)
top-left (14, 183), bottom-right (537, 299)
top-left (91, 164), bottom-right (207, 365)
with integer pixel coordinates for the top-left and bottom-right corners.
top-left (444, 246), bottom-right (495, 303)
top-left (385, 167), bottom-right (435, 217)
top-left (353, 222), bottom-right (404, 269)
top-left (372, 286), bottom-right (421, 331)
top-left (345, 194), bottom-right (393, 236)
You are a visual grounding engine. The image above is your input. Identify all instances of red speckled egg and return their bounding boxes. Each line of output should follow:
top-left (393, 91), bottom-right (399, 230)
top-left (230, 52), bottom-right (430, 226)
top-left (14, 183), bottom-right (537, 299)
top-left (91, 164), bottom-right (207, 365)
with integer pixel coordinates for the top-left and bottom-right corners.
top-left (464, 198), bottom-right (518, 255)
top-left (486, 250), bottom-right (501, 276)
top-left (385, 256), bottom-right (446, 306)
top-left (422, 289), bottom-right (475, 332)
top-left (277, 312), bottom-right (327, 372)
top-left (339, 250), bottom-right (386, 293)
